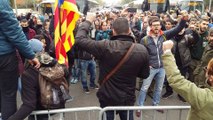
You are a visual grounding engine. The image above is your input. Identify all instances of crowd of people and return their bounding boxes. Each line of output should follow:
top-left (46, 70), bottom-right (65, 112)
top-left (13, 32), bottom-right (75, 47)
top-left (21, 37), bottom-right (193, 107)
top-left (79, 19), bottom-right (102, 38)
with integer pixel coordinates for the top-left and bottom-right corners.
top-left (0, 0), bottom-right (213, 120)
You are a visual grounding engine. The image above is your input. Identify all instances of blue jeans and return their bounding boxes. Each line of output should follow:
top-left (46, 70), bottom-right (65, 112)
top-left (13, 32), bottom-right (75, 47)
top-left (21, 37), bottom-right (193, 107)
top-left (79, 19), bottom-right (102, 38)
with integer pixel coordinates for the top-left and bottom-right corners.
top-left (137, 67), bottom-right (165, 106)
top-left (18, 77), bottom-right (22, 93)
top-left (80, 59), bottom-right (96, 89)
top-left (71, 59), bottom-right (81, 80)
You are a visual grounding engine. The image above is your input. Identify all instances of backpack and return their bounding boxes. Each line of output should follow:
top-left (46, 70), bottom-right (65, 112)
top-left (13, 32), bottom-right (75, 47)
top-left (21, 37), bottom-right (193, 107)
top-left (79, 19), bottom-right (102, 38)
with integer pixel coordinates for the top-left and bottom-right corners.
top-left (143, 34), bottom-right (167, 46)
top-left (38, 63), bottom-right (69, 109)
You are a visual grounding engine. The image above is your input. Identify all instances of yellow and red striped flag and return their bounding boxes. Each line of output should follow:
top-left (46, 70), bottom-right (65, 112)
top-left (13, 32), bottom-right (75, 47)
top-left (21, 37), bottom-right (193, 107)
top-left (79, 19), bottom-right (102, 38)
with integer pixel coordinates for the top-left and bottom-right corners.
top-left (54, 0), bottom-right (79, 65)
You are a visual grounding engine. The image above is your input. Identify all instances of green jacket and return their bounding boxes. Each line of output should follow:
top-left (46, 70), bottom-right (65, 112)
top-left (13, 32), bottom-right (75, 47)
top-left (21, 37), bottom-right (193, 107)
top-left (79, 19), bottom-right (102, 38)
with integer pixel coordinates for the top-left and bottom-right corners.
top-left (193, 44), bottom-right (213, 87)
top-left (190, 31), bottom-right (208, 60)
top-left (162, 52), bottom-right (213, 120)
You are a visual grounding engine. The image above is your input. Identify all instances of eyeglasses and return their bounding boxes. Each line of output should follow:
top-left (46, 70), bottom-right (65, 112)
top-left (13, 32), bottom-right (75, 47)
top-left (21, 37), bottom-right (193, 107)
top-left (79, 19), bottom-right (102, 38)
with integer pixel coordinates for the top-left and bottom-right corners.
top-left (152, 24), bottom-right (161, 27)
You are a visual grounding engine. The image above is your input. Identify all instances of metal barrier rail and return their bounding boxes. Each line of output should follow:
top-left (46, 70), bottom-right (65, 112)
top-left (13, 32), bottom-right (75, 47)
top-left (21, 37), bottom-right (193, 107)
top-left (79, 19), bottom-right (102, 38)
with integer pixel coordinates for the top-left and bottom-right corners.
top-left (31, 106), bottom-right (190, 120)
top-left (31, 106), bottom-right (102, 120)
top-left (99, 106), bottom-right (190, 120)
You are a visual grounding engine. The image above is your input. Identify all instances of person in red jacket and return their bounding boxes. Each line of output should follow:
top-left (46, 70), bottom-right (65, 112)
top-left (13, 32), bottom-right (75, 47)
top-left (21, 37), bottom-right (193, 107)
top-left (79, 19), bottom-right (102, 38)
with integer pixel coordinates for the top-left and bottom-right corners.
top-left (20, 19), bottom-right (36, 40)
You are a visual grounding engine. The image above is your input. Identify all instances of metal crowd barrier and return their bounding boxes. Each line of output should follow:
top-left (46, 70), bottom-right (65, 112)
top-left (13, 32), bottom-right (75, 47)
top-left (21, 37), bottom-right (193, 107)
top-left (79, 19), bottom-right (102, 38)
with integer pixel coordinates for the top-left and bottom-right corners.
top-left (31, 106), bottom-right (102, 120)
top-left (31, 106), bottom-right (190, 120)
top-left (100, 106), bottom-right (190, 120)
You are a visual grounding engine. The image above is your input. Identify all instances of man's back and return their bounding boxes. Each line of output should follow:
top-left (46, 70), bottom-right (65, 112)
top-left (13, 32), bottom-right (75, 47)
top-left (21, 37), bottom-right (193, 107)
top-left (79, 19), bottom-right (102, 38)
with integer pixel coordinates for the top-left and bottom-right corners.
top-left (76, 29), bottom-right (149, 106)
top-left (97, 40), bottom-right (149, 106)
top-left (75, 16), bottom-right (150, 120)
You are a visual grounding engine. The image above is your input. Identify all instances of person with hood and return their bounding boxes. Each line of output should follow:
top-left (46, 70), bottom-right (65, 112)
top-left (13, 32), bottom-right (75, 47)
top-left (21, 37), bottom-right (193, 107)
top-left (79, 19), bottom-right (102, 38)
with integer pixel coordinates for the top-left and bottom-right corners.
top-left (8, 39), bottom-right (68, 120)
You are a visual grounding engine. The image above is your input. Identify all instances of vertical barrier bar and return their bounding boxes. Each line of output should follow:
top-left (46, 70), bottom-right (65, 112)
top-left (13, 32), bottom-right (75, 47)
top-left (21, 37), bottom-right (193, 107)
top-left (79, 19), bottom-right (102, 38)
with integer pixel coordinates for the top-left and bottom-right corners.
top-left (48, 113), bottom-right (51, 120)
top-left (127, 110), bottom-right (129, 120)
top-left (88, 110), bottom-right (91, 120)
top-left (103, 112), bottom-right (106, 120)
top-left (141, 111), bottom-right (143, 120)
top-left (34, 114), bottom-right (37, 120)
top-left (59, 113), bottom-right (64, 120)
top-left (75, 112), bottom-right (78, 120)
top-left (114, 110), bottom-right (116, 120)
top-left (179, 109), bottom-right (182, 120)
top-left (166, 110), bottom-right (168, 120)
top-left (153, 110), bottom-right (156, 120)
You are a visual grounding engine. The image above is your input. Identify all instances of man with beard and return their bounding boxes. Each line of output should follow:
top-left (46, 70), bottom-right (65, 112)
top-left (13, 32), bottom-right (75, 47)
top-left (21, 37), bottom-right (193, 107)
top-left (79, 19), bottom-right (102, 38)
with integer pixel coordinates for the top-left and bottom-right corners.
top-left (136, 13), bottom-right (188, 116)
top-left (193, 27), bottom-right (213, 88)
top-left (187, 16), bottom-right (209, 82)
top-left (20, 19), bottom-right (36, 40)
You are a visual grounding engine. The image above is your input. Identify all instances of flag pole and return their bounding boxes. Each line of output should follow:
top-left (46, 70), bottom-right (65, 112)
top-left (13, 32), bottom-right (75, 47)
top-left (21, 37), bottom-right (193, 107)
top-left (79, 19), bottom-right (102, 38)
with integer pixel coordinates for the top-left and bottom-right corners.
top-left (59, 6), bottom-right (62, 37)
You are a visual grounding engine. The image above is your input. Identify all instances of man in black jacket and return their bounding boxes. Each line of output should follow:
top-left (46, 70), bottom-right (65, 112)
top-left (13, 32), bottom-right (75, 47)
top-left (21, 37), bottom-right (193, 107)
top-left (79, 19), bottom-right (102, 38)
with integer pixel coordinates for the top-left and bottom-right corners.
top-left (75, 15), bottom-right (150, 120)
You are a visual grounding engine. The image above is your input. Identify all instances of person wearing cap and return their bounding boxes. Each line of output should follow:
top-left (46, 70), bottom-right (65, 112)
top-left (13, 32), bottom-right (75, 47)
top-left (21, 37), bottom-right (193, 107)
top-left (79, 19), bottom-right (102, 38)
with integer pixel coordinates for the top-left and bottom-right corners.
top-left (8, 39), bottom-right (55, 120)
top-left (162, 40), bottom-right (213, 120)
top-left (0, 1), bottom-right (40, 120)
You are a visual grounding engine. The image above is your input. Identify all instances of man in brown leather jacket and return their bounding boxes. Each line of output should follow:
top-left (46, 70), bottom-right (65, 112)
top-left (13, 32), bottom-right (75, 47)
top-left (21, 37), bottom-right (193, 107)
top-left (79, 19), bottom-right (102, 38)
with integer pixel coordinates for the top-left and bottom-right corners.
top-left (75, 16), bottom-right (150, 120)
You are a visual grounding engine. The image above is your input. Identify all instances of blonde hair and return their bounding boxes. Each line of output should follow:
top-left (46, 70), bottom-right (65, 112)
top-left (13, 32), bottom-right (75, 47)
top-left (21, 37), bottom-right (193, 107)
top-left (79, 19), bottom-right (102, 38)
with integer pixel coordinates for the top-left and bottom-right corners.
top-left (208, 58), bottom-right (213, 75)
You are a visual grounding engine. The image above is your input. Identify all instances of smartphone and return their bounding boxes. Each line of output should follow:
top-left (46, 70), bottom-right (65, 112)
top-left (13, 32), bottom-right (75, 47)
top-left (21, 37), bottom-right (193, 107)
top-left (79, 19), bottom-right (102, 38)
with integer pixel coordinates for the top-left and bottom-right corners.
top-left (127, 8), bottom-right (137, 13)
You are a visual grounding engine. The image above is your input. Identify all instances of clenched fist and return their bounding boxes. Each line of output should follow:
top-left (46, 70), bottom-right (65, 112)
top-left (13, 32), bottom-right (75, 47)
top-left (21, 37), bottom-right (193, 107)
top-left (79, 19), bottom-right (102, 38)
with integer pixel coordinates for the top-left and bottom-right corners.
top-left (163, 40), bottom-right (174, 53)
top-left (86, 12), bottom-right (96, 23)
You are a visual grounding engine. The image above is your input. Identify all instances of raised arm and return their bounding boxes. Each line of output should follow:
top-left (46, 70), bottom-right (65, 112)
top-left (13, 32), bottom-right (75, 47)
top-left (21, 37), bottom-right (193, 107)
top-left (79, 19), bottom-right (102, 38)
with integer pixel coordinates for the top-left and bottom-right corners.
top-left (75, 20), bottom-right (107, 59)
top-left (164, 12), bottom-right (188, 39)
top-left (162, 41), bottom-right (210, 109)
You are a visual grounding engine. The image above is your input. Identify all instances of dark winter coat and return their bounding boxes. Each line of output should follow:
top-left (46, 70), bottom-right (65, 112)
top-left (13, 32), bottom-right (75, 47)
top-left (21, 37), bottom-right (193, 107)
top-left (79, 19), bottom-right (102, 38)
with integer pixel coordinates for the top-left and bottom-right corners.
top-left (193, 44), bottom-right (213, 87)
top-left (172, 34), bottom-right (191, 68)
top-left (75, 21), bottom-right (150, 106)
top-left (140, 19), bottom-right (187, 68)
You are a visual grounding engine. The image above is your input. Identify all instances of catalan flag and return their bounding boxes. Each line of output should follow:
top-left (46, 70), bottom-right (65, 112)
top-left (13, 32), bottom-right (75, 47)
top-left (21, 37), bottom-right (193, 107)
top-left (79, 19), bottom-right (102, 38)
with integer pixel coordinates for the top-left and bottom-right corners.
top-left (54, 0), bottom-right (79, 65)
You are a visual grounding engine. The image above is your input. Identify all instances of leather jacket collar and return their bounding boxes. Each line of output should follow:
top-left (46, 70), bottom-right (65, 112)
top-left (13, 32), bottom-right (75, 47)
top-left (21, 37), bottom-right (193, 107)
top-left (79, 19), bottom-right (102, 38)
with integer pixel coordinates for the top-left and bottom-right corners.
top-left (111, 35), bottom-right (135, 42)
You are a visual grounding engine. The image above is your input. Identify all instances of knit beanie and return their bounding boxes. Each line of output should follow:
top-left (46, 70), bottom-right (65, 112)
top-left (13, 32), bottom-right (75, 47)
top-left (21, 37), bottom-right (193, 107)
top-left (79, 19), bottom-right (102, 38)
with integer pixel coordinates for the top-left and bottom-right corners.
top-left (28, 39), bottom-right (43, 53)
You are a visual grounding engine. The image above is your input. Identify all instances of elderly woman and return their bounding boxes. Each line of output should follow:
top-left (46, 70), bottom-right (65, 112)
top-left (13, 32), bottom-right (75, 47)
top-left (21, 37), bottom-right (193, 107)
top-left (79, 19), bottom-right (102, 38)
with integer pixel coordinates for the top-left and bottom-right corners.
top-left (162, 40), bottom-right (213, 120)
